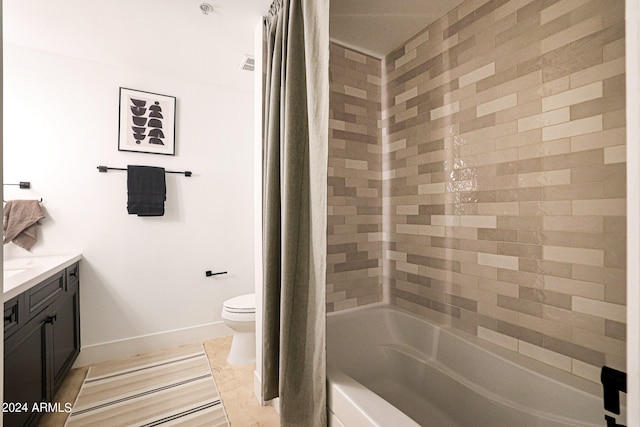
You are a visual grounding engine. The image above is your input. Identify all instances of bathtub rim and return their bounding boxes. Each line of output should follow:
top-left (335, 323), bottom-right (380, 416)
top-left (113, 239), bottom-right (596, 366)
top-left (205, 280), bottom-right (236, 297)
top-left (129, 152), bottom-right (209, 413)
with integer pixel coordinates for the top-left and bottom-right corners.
top-left (327, 365), bottom-right (420, 427)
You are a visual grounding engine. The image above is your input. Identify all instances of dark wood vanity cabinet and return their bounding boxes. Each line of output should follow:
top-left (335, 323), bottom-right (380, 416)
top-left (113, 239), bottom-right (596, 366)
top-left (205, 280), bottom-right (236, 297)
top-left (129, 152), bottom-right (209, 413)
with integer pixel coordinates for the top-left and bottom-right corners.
top-left (3, 262), bottom-right (80, 427)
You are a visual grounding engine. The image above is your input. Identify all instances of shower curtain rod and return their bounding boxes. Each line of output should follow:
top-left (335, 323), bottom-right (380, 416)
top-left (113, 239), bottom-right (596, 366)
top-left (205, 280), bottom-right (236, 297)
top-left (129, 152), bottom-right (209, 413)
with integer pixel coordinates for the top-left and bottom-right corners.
top-left (97, 166), bottom-right (192, 177)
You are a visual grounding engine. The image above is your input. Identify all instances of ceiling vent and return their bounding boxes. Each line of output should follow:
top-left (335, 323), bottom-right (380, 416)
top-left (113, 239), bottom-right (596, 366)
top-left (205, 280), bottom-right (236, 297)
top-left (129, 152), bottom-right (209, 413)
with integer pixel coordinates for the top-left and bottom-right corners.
top-left (239, 54), bottom-right (255, 72)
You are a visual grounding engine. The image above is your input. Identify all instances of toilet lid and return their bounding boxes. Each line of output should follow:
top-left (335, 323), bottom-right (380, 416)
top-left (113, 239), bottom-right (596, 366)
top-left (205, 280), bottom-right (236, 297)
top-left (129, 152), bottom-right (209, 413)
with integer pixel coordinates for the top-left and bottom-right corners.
top-left (223, 293), bottom-right (255, 313)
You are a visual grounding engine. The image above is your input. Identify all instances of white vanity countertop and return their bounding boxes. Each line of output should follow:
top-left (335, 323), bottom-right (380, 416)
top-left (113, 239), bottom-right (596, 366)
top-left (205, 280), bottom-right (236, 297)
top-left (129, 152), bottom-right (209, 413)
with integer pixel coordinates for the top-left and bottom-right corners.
top-left (3, 254), bottom-right (82, 302)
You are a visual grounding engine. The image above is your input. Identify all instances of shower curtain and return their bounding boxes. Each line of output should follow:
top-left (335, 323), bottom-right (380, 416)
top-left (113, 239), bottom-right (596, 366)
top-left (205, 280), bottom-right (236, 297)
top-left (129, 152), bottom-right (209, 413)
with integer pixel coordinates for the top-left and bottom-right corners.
top-left (261, 0), bottom-right (329, 426)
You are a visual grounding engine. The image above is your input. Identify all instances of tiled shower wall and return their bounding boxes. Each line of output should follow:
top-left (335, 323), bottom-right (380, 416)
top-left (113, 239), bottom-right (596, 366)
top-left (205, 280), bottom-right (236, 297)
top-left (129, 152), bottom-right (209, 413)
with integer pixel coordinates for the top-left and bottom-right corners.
top-left (327, 43), bottom-right (383, 312)
top-left (383, 0), bottom-right (626, 383)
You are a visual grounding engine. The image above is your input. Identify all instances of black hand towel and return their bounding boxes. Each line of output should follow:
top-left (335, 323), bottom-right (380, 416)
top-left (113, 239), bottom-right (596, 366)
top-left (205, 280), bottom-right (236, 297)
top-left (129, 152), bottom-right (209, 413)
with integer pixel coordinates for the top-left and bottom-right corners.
top-left (127, 165), bottom-right (166, 216)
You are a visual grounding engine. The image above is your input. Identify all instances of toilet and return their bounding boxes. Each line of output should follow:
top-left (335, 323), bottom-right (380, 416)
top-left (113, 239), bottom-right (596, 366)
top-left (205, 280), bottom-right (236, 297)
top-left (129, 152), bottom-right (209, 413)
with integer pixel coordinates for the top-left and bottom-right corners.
top-left (221, 293), bottom-right (256, 365)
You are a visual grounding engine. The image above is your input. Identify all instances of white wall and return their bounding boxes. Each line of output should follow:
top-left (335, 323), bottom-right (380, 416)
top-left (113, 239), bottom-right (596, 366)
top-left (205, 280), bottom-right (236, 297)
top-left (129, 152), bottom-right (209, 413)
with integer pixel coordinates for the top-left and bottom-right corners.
top-left (626, 0), bottom-right (640, 424)
top-left (3, 42), bottom-right (257, 363)
top-left (1, 3), bottom-right (5, 422)
top-left (253, 21), bottom-right (265, 403)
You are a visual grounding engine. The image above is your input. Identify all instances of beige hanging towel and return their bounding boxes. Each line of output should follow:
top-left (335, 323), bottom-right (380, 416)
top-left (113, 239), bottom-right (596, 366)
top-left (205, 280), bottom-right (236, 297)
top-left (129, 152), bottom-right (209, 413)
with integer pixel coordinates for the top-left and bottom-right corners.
top-left (3, 200), bottom-right (45, 251)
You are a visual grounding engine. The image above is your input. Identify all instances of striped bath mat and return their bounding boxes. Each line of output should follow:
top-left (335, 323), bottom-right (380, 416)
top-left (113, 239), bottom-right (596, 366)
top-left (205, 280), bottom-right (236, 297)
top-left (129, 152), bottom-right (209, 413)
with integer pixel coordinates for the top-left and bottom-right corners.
top-left (65, 343), bottom-right (229, 426)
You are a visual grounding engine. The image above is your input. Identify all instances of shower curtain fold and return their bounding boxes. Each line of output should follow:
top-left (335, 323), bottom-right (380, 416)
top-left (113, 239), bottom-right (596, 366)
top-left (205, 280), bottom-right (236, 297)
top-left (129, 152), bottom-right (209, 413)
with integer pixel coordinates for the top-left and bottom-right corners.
top-left (261, 0), bottom-right (329, 426)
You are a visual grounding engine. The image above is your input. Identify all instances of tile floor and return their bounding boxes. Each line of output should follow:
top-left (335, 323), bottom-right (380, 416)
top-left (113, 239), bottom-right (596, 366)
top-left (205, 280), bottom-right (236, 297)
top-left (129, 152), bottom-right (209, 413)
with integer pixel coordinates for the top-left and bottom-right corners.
top-left (37, 336), bottom-right (280, 426)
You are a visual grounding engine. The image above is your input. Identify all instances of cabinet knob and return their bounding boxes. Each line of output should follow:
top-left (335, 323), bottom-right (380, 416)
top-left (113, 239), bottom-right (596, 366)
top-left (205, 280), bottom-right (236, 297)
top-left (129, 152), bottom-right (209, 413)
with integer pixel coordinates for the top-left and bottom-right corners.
top-left (44, 315), bottom-right (57, 324)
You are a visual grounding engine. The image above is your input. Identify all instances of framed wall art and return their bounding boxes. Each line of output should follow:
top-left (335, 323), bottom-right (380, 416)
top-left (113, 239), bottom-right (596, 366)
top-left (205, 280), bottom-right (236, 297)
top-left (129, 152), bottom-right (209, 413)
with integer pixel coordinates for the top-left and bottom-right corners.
top-left (118, 87), bottom-right (176, 155)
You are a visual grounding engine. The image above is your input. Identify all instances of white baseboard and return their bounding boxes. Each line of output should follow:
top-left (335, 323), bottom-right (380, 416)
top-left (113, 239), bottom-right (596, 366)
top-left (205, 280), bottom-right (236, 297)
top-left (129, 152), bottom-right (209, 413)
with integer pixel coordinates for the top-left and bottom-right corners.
top-left (74, 321), bottom-right (231, 367)
top-left (254, 370), bottom-right (262, 404)
top-left (253, 370), bottom-right (280, 413)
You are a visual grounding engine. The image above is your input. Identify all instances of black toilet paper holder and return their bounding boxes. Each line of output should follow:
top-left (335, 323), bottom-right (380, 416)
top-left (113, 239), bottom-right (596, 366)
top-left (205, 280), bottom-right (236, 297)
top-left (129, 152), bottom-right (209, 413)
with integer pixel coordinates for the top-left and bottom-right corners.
top-left (205, 270), bottom-right (228, 277)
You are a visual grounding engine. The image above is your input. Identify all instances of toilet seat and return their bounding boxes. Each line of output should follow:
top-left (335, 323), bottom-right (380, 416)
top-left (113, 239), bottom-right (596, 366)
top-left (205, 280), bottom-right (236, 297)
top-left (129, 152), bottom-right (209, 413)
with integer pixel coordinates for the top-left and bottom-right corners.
top-left (223, 293), bottom-right (255, 314)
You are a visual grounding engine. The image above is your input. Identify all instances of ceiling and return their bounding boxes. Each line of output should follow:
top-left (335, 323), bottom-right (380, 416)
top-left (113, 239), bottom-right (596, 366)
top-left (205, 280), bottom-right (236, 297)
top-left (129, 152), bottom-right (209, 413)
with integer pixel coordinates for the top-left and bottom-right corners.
top-left (3, 0), bottom-right (272, 87)
top-left (3, 0), bottom-right (462, 84)
top-left (330, 0), bottom-right (464, 58)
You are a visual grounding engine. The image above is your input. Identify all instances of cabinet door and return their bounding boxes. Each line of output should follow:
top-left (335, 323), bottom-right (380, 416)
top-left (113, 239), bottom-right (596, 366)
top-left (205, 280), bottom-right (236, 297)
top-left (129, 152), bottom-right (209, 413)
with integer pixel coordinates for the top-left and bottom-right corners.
top-left (51, 287), bottom-right (80, 393)
top-left (3, 310), bottom-right (52, 427)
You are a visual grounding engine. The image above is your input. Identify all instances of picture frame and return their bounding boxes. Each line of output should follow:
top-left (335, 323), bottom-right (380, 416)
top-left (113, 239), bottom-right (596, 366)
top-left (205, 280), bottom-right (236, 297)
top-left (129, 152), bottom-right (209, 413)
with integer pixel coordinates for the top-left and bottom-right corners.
top-left (118, 87), bottom-right (176, 155)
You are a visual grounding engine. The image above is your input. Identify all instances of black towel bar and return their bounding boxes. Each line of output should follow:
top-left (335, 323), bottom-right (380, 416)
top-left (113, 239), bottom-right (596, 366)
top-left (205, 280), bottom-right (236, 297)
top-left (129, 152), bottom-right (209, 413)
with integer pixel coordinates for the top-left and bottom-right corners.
top-left (97, 166), bottom-right (192, 177)
top-left (3, 182), bottom-right (31, 189)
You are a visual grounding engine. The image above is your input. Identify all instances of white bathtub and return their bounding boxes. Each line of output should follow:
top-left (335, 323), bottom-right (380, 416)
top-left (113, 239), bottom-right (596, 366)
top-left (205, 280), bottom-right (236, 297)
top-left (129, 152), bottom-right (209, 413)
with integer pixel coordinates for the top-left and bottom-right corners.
top-left (327, 305), bottom-right (619, 427)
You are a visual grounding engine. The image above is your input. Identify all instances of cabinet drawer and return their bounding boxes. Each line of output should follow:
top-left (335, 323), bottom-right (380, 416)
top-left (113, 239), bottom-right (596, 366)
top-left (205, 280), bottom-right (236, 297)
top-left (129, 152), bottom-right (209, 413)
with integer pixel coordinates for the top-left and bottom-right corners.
top-left (4, 295), bottom-right (21, 337)
top-left (27, 270), bottom-right (65, 317)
